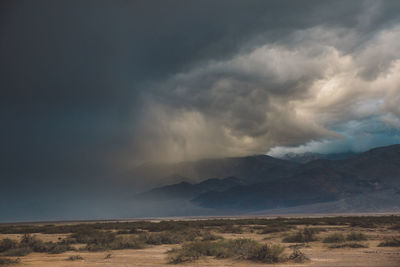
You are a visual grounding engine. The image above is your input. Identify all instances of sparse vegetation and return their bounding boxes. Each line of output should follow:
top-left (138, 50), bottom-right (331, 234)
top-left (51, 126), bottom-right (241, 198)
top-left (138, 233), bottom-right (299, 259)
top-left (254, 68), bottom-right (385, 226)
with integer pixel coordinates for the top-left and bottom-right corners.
top-left (328, 242), bottom-right (368, 248)
top-left (0, 239), bottom-right (17, 253)
top-left (282, 227), bottom-right (318, 243)
top-left (168, 239), bottom-right (288, 264)
top-left (288, 248), bottom-right (309, 263)
top-left (3, 247), bottom-right (32, 257)
top-left (0, 257), bottom-right (20, 265)
top-left (346, 232), bottom-right (367, 241)
top-left (200, 231), bottom-right (223, 241)
top-left (378, 237), bottom-right (400, 247)
top-left (323, 233), bottom-right (346, 243)
top-left (323, 232), bottom-right (367, 243)
top-left (0, 215), bottom-right (399, 265)
top-left (85, 235), bottom-right (145, 251)
top-left (0, 234), bottom-right (74, 256)
top-left (67, 255), bottom-right (84, 261)
top-left (259, 224), bottom-right (294, 234)
top-left (219, 225), bottom-right (243, 234)
top-left (389, 224), bottom-right (400, 231)
top-left (0, 216), bottom-right (398, 235)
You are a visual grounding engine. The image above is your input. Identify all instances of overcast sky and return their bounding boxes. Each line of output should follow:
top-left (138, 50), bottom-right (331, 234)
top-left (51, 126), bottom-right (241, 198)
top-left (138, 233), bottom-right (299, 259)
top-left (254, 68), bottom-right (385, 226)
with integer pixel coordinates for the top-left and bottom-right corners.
top-left (1, 0), bottom-right (400, 221)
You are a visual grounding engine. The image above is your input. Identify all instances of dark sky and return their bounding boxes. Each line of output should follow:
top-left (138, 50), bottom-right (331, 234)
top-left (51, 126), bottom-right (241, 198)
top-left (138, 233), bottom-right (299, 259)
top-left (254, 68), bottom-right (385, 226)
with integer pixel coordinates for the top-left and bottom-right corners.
top-left (1, 0), bottom-right (400, 221)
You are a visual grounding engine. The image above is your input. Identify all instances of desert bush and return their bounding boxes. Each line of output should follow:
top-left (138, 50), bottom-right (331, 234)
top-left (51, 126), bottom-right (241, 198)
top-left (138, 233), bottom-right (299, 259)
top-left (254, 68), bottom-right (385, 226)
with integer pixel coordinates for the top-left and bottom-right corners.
top-left (0, 257), bottom-right (20, 265)
top-left (328, 242), bottom-right (368, 248)
top-left (259, 225), bottom-right (294, 234)
top-left (85, 235), bottom-right (144, 251)
top-left (67, 255), bottom-right (83, 261)
top-left (378, 237), bottom-right (400, 247)
top-left (389, 224), bottom-right (400, 231)
top-left (323, 233), bottom-right (345, 243)
top-left (0, 239), bottom-right (17, 253)
top-left (139, 232), bottom-right (183, 245)
top-left (108, 236), bottom-right (145, 250)
top-left (350, 221), bottom-right (377, 228)
top-left (282, 228), bottom-right (318, 243)
top-left (168, 239), bottom-right (288, 264)
top-left (139, 229), bottom-right (202, 245)
top-left (249, 243), bottom-right (286, 263)
top-left (3, 247), bottom-right (32, 256)
top-left (200, 231), bottom-right (223, 241)
top-left (346, 232), bottom-right (367, 241)
top-left (219, 225), bottom-right (243, 234)
top-left (71, 229), bottom-right (116, 245)
top-left (167, 241), bottom-right (218, 263)
top-left (288, 248), bottom-right (309, 263)
top-left (17, 234), bottom-right (73, 254)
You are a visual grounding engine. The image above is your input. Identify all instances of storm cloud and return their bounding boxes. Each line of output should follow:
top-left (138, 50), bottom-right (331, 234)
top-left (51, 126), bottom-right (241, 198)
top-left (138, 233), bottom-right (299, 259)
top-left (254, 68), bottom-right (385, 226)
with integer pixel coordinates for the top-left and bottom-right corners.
top-left (1, 0), bottom-right (400, 220)
top-left (139, 15), bottom-right (400, 161)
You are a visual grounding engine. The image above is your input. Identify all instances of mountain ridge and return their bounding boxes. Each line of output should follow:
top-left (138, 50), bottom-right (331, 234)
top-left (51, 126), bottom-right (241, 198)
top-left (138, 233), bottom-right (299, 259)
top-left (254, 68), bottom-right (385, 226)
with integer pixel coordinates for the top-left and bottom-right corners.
top-left (132, 144), bottom-right (400, 215)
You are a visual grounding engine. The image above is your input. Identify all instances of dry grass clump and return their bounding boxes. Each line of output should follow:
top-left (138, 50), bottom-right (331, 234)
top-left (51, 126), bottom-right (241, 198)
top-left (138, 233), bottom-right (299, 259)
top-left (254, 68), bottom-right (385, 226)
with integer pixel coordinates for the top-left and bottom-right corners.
top-left (71, 229), bottom-right (145, 251)
top-left (259, 224), bottom-right (294, 234)
top-left (71, 229), bottom-right (116, 244)
top-left (0, 257), bottom-right (20, 265)
top-left (0, 234), bottom-right (73, 256)
top-left (282, 227), bottom-right (318, 243)
top-left (288, 248), bottom-right (309, 263)
top-left (346, 232), bottom-right (367, 241)
top-left (78, 228), bottom-right (215, 251)
top-left (200, 231), bottom-right (223, 241)
top-left (84, 235), bottom-right (145, 251)
top-left (219, 225), bottom-right (243, 234)
top-left (378, 237), bottom-right (400, 247)
top-left (323, 232), bottom-right (367, 244)
top-left (3, 247), bottom-right (32, 257)
top-left (388, 224), bottom-right (400, 231)
top-left (168, 238), bottom-right (290, 264)
top-left (0, 239), bottom-right (17, 253)
top-left (328, 242), bottom-right (368, 248)
top-left (139, 230), bottom-right (196, 245)
top-left (323, 233), bottom-right (346, 243)
top-left (67, 255), bottom-right (84, 261)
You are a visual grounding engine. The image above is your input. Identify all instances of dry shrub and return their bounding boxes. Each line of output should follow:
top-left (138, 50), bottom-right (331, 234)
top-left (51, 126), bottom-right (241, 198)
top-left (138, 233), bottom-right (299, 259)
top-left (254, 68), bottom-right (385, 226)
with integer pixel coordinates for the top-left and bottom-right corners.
top-left (282, 228), bottom-right (318, 243)
top-left (168, 239), bottom-right (288, 264)
top-left (0, 257), bottom-right (20, 265)
top-left (346, 232), bottom-right (367, 241)
top-left (323, 233), bottom-right (345, 243)
top-left (378, 237), bottom-right (400, 247)
top-left (328, 242), bottom-right (368, 248)
top-left (67, 255), bottom-right (84, 261)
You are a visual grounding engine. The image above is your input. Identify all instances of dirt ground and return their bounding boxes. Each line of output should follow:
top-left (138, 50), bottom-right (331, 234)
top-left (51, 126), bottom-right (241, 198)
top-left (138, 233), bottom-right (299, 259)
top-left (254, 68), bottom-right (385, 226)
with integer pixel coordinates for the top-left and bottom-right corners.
top-left (1, 221), bottom-right (399, 266)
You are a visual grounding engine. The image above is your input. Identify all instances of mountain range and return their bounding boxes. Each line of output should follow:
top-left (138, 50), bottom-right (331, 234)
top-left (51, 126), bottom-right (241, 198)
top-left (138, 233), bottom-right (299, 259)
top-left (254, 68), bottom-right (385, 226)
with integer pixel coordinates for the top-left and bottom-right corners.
top-left (132, 144), bottom-right (400, 215)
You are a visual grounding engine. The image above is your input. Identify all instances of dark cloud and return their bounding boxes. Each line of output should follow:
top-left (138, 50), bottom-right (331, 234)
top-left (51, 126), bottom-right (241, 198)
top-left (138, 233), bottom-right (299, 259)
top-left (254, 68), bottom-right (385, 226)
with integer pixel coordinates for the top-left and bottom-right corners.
top-left (1, 0), bottom-right (400, 221)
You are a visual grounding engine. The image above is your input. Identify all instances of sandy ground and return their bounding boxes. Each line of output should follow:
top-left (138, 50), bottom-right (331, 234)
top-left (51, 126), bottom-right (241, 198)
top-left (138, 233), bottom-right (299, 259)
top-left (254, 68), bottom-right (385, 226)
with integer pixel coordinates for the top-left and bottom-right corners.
top-left (1, 225), bottom-right (400, 266)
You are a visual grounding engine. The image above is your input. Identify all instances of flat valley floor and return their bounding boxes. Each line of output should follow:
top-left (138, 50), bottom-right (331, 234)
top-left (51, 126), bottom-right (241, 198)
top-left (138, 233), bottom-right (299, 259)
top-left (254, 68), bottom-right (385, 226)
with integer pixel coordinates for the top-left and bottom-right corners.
top-left (0, 215), bottom-right (399, 266)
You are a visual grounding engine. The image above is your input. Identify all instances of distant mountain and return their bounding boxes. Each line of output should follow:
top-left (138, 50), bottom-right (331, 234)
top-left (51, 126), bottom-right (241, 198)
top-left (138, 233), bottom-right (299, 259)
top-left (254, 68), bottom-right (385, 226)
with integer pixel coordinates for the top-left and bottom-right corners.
top-left (134, 176), bottom-right (244, 201)
top-left (130, 144), bottom-right (400, 215)
top-left (129, 154), bottom-right (298, 190)
top-left (280, 151), bottom-right (356, 163)
top-left (193, 144), bottom-right (400, 211)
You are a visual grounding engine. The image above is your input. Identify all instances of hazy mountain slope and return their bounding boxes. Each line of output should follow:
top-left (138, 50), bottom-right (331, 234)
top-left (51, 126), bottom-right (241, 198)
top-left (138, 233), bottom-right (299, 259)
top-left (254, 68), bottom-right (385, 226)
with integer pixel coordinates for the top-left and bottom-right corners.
top-left (130, 155), bottom-right (299, 190)
top-left (193, 144), bottom-right (400, 211)
top-left (134, 176), bottom-right (244, 200)
top-left (253, 189), bottom-right (400, 214)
